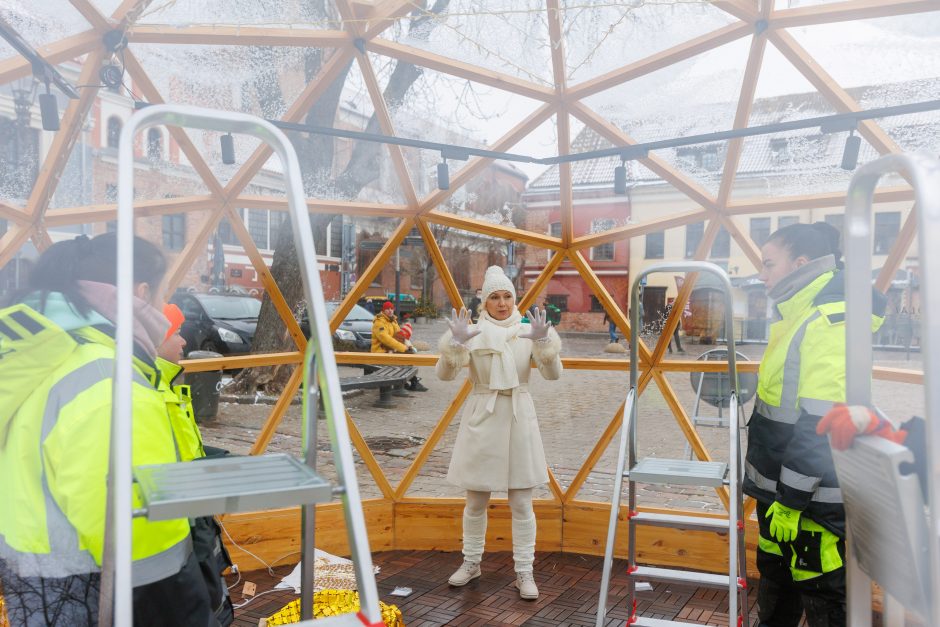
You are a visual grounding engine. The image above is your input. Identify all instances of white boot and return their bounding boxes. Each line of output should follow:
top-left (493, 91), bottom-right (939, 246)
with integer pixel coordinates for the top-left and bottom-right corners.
top-left (448, 510), bottom-right (486, 586)
top-left (512, 515), bottom-right (538, 600)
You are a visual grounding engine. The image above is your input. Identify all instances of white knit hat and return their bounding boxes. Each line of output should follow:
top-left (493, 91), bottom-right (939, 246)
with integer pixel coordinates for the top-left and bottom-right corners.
top-left (481, 265), bottom-right (516, 302)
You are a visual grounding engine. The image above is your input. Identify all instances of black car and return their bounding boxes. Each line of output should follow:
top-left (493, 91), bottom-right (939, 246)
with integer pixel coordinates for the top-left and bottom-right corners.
top-left (171, 292), bottom-right (261, 356)
top-left (300, 302), bottom-right (374, 352)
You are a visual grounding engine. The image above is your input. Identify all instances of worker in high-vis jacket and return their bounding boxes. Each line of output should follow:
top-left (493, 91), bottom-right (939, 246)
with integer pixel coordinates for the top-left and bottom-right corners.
top-left (744, 222), bottom-right (885, 627)
top-left (0, 233), bottom-right (215, 626)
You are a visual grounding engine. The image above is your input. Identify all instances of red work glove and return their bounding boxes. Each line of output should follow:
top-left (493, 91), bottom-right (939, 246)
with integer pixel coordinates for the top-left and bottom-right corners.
top-left (817, 404), bottom-right (907, 450)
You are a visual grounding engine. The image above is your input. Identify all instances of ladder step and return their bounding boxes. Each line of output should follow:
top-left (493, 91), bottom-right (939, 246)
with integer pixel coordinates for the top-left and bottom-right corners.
top-left (134, 454), bottom-right (333, 521)
top-left (632, 511), bottom-right (730, 532)
top-left (629, 457), bottom-right (727, 487)
top-left (633, 618), bottom-right (709, 627)
top-left (632, 566), bottom-right (731, 589)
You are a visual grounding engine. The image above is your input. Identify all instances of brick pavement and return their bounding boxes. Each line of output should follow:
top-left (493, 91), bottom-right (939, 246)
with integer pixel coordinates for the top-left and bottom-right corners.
top-left (202, 318), bottom-right (925, 510)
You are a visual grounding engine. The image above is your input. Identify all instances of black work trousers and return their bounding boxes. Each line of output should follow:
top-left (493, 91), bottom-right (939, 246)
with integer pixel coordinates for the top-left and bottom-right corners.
top-left (755, 501), bottom-right (846, 627)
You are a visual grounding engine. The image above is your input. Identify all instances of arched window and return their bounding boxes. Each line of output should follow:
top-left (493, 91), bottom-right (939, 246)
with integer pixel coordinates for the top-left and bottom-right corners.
top-left (106, 116), bottom-right (122, 149)
top-left (146, 128), bottom-right (163, 160)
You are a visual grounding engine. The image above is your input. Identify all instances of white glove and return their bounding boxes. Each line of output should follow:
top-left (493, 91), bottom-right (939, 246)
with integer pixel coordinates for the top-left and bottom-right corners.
top-left (519, 307), bottom-right (550, 341)
top-left (447, 307), bottom-right (481, 345)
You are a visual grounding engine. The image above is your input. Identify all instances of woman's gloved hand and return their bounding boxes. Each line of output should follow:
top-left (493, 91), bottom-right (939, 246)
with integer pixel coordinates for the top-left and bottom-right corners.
top-left (447, 307), bottom-right (482, 345)
top-left (519, 307), bottom-right (550, 341)
top-left (766, 502), bottom-right (801, 543)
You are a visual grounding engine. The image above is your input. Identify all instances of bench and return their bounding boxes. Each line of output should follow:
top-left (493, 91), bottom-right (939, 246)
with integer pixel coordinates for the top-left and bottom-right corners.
top-left (317, 365), bottom-right (418, 414)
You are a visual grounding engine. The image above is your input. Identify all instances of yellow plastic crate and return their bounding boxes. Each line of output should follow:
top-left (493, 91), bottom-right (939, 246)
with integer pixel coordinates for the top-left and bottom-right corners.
top-left (265, 589), bottom-right (403, 626)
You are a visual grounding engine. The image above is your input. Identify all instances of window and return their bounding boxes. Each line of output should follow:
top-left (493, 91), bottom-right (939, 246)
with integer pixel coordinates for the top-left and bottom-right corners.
top-left (710, 226), bottom-right (730, 259)
top-left (677, 145), bottom-right (722, 171)
top-left (590, 219), bottom-right (615, 261)
top-left (248, 209), bottom-right (270, 249)
top-left (645, 231), bottom-right (664, 259)
top-left (106, 117), bottom-right (122, 149)
top-left (546, 294), bottom-right (567, 312)
top-left (874, 212), bottom-right (901, 255)
top-left (778, 216), bottom-right (799, 229)
top-left (589, 296), bottom-right (606, 313)
top-left (329, 217), bottom-right (343, 258)
top-left (769, 138), bottom-right (790, 163)
top-left (162, 214), bottom-right (186, 250)
top-left (146, 128), bottom-right (163, 160)
top-left (750, 217), bottom-right (771, 247)
top-left (685, 222), bottom-right (704, 258)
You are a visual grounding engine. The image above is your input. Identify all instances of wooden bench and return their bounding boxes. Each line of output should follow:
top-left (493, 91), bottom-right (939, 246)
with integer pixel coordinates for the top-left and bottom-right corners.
top-left (317, 365), bottom-right (418, 413)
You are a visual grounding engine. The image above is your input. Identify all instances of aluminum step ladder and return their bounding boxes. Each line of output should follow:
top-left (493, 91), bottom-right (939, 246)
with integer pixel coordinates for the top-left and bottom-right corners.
top-left (100, 105), bottom-right (383, 627)
top-left (831, 152), bottom-right (940, 627)
top-left (596, 262), bottom-right (746, 627)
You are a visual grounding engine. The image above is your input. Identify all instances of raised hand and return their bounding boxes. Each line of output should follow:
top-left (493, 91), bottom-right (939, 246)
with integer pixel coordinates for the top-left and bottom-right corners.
top-left (447, 307), bottom-right (482, 345)
top-left (519, 307), bottom-right (550, 341)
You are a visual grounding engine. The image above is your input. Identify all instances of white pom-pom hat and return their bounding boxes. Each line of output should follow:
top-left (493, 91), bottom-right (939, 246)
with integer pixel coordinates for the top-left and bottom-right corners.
top-left (481, 265), bottom-right (516, 302)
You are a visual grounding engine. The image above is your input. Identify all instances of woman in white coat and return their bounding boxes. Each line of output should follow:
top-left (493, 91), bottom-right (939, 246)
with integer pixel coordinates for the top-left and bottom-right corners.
top-left (436, 265), bottom-right (563, 601)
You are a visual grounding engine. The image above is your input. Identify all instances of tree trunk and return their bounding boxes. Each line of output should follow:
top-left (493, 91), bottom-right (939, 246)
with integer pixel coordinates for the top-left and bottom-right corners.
top-left (231, 0), bottom-right (451, 394)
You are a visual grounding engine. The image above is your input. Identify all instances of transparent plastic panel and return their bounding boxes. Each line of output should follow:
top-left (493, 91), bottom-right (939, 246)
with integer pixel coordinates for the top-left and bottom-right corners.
top-left (136, 0), bottom-right (339, 28)
top-left (787, 14), bottom-right (940, 98)
top-left (91, 0), bottom-right (123, 16)
top-left (2, 0), bottom-right (91, 48)
top-left (883, 110), bottom-right (940, 157)
top-left (561, 0), bottom-right (739, 83)
top-left (380, 0), bottom-right (554, 87)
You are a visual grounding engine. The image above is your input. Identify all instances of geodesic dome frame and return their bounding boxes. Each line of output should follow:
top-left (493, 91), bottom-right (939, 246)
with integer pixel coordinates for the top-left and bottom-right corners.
top-left (0, 0), bottom-right (935, 573)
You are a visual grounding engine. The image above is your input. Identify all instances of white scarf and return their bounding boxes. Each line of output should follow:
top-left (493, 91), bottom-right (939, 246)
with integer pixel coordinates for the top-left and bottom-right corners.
top-left (469, 309), bottom-right (523, 392)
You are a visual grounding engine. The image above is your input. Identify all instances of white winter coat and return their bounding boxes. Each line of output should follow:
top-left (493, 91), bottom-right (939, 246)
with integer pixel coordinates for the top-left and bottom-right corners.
top-left (436, 322), bottom-right (563, 491)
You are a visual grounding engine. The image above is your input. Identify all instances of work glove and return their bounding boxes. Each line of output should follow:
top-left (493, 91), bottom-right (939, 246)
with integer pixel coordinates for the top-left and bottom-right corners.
top-left (519, 307), bottom-right (550, 341)
top-left (765, 502), bottom-right (801, 543)
top-left (447, 307), bottom-right (482, 345)
top-left (816, 404), bottom-right (907, 451)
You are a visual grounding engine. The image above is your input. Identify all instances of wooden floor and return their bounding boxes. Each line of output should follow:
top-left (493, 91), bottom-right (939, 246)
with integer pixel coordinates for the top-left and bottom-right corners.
top-left (230, 550), bottom-right (766, 627)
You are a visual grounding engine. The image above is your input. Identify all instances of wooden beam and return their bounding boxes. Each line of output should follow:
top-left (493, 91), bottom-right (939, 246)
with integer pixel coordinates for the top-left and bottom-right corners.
top-left (30, 225), bottom-right (54, 252)
top-left (771, 0), bottom-right (939, 29)
top-left (354, 49), bottom-right (420, 207)
top-left (121, 50), bottom-right (226, 199)
top-left (0, 29), bottom-right (99, 85)
top-left (570, 101), bottom-right (718, 211)
top-left (718, 211), bottom-right (763, 270)
top-left (0, 202), bottom-right (28, 224)
top-left (362, 0), bottom-right (423, 40)
top-left (234, 195), bottom-right (411, 217)
top-left (345, 409), bottom-right (394, 499)
top-left (414, 217), bottom-right (463, 310)
top-left (43, 195), bottom-right (219, 227)
top-left (875, 205), bottom-right (918, 293)
top-left (657, 359), bottom-right (759, 373)
top-left (329, 218), bottom-right (415, 331)
top-left (571, 208), bottom-right (710, 251)
top-left (517, 251), bottom-right (566, 312)
top-left (557, 109), bottom-right (574, 247)
top-left (394, 380), bottom-right (472, 498)
top-left (568, 21), bottom-right (753, 100)
top-left (181, 351), bottom-right (303, 373)
top-left (127, 25), bottom-right (350, 47)
top-left (546, 0), bottom-right (567, 93)
top-left (717, 30), bottom-right (768, 209)
top-left (0, 224), bottom-right (35, 270)
top-left (223, 47), bottom-right (356, 200)
top-left (569, 250), bottom-right (653, 364)
top-left (873, 366), bottom-right (924, 385)
top-left (726, 186), bottom-right (914, 215)
top-left (69, 0), bottom-right (112, 30)
top-left (111, 0), bottom-right (156, 25)
top-left (418, 103), bottom-right (555, 213)
top-left (161, 206), bottom-right (225, 298)
top-left (712, 0), bottom-right (759, 22)
top-left (25, 49), bottom-right (106, 222)
top-left (250, 366), bottom-right (304, 455)
top-left (367, 38), bottom-right (555, 102)
top-left (424, 209), bottom-right (564, 251)
top-left (223, 205), bottom-right (307, 349)
top-left (769, 30), bottom-right (902, 157)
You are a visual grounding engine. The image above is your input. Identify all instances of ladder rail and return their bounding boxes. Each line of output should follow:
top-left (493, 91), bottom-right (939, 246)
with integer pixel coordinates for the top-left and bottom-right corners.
top-left (842, 152), bottom-right (940, 627)
top-left (595, 387), bottom-right (637, 627)
top-left (110, 105), bottom-right (381, 626)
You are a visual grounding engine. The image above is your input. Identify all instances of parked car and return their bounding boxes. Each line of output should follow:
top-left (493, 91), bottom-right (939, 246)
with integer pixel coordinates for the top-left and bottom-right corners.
top-left (300, 301), bottom-right (374, 352)
top-left (170, 292), bottom-right (261, 356)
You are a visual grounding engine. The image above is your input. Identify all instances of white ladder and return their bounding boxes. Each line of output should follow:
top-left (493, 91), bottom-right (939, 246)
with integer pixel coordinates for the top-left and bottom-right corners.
top-left (834, 152), bottom-right (940, 627)
top-left (101, 105), bottom-right (382, 627)
top-left (596, 261), bottom-right (747, 627)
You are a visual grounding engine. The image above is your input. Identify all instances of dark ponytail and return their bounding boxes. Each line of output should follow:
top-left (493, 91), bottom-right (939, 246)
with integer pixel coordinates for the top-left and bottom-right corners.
top-left (25, 232), bottom-right (167, 315)
top-left (767, 221), bottom-right (843, 270)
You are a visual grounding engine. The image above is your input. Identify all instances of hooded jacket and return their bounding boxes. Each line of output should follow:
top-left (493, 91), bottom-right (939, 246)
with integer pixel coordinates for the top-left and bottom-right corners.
top-left (743, 263), bottom-right (885, 537)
